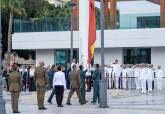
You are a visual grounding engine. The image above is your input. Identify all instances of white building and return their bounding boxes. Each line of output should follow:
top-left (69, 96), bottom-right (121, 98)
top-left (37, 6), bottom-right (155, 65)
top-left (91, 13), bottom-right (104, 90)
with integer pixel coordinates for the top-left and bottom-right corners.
top-left (47, 0), bottom-right (69, 6)
top-left (12, 0), bottom-right (165, 75)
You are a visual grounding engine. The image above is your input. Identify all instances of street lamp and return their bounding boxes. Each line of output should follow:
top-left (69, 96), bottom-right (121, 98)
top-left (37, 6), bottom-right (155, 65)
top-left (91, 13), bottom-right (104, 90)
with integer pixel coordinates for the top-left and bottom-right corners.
top-left (69, 0), bottom-right (76, 63)
top-left (55, 0), bottom-right (76, 63)
top-left (0, 1), bottom-right (6, 113)
top-left (99, 0), bottom-right (108, 108)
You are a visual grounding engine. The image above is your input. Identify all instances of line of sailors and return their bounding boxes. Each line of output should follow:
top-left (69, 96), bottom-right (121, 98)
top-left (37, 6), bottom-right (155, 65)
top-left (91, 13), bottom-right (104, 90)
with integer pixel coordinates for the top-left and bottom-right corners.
top-left (105, 62), bottom-right (164, 94)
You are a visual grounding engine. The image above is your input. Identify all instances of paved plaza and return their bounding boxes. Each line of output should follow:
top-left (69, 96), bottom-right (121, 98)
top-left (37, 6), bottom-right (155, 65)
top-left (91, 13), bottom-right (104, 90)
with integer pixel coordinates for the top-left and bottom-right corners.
top-left (4, 89), bottom-right (165, 114)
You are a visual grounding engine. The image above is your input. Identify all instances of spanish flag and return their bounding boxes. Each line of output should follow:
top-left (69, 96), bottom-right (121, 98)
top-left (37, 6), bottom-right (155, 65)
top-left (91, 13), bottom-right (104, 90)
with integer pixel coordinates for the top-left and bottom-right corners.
top-left (88, 0), bottom-right (96, 64)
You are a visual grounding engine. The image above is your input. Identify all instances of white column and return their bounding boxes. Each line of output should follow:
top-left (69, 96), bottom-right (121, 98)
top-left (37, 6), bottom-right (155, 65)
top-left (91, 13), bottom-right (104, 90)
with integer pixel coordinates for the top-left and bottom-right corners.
top-left (79, 0), bottom-right (89, 68)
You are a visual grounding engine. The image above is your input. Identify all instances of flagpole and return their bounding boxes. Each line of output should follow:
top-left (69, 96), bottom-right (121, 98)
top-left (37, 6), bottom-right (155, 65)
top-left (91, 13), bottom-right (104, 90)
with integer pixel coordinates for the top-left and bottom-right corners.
top-left (99, 0), bottom-right (108, 108)
top-left (70, 0), bottom-right (74, 63)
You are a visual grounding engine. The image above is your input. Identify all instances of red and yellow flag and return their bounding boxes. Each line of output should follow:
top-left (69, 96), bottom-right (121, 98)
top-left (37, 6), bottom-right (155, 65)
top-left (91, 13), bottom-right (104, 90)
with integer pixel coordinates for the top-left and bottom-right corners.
top-left (88, 0), bottom-right (96, 64)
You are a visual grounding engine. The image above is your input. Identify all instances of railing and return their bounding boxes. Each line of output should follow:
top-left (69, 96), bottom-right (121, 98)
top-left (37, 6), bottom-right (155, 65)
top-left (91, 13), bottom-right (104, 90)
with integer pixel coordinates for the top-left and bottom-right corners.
top-left (14, 15), bottom-right (161, 33)
top-left (14, 17), bottom-right (71, 33)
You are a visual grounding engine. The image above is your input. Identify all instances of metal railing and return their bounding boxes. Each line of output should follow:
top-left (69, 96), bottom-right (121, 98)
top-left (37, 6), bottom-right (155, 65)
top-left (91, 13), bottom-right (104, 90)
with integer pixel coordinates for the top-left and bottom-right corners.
top-left (13, 15), bottom-right (162, 33)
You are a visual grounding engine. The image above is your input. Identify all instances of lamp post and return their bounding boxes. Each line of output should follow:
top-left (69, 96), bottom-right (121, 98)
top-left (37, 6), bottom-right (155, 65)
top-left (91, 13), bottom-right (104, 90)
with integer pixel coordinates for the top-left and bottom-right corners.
top-left (56, 0), bottom-right (76, 63)
top-left (69, 0), bottom-right (76, 63)
top-left (0, 1), bottom-right (6, 113)
top-left (99, 0), bottom-right (108, 108)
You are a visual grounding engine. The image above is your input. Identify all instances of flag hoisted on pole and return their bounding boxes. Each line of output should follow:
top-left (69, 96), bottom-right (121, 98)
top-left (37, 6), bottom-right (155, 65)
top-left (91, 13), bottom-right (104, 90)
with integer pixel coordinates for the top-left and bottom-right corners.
top-left (88, 0), bottom-right (96, 65)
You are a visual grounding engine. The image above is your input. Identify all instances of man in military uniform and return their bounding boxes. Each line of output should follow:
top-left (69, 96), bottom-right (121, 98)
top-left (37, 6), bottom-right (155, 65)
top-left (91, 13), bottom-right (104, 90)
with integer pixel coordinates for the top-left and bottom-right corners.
top-left (91, 64), bottom-right (101, 103)
top-left (66, 64), bottom-right (85, 105)
top-left (8, 63), bottom-right (22, 113)
top-left (79, 65), bottom-right (87, 102)
top-left (34, 61), bottom-right (48, 110)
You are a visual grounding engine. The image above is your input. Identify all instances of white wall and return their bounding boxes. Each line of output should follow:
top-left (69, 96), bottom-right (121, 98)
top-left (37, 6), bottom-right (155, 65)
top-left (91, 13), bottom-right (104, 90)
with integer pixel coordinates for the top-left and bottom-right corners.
top-left (35, 49), bottom-right (54, 67)
top-left (94, 48), bottom-right (123, 65)
top-left (13, 28), bottom-right (165, 49)
top-left (12, 31), bottom-right (79, 49)
top-left (151, 47), bottom-right (165, 75)
top-left (151, 47), bottom-right (165, 89)
top-left (98, 28), bottom-right (165, 48)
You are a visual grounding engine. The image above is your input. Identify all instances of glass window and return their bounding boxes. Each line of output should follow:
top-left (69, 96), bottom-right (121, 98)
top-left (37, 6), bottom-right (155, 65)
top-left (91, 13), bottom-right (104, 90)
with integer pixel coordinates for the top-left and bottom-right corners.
top-left (56, 51), bottom-right (67, 66)
top-left (137, 16), bottom-right (160, 28)
top-left (55, 49), bottom-right (79, 67)
top-left (123, 48), bottom-right (151, 64)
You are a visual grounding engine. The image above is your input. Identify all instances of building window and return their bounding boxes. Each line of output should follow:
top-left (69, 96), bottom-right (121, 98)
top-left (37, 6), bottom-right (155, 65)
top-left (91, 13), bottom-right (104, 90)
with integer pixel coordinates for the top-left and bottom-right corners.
top-left (55, 49), bottom-right (79, 67)
top-left (56, 50), bottom-right (67, 66)
top-left (137, 16), bottom-right (160, 28)
top-left (123, 48), bottom-right (151, 64)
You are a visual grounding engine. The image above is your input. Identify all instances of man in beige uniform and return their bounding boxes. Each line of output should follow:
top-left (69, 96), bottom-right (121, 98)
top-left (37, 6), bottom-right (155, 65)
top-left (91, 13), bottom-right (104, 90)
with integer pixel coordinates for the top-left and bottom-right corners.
top-left (34, 61), bottom-right (48, 110)
top-left (66, 64), bottom-right (85, 105)
top-left (8, 63), bottom-right (22, 113)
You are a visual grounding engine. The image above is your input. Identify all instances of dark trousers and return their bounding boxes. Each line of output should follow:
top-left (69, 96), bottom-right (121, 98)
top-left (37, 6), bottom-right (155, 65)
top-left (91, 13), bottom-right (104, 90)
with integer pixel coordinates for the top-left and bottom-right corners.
top-left (22, 81), bottom-right (26, 91)
top-left (86, 76), bottom-right (92, 92)
top-left (6, 78), bottom-right (9, 91)
top-left (66, 77), bottom-right (70, 89)
top-left (29, 77), bottom-right (36, 91)
top-left (48, 78), bottom-right (53, 90)
top-left (55, 85), bottom-right (64, 106)
top-left (47, 87), bottom-right (56, 102)
top-left (93, 83), bottom-right (100, 103)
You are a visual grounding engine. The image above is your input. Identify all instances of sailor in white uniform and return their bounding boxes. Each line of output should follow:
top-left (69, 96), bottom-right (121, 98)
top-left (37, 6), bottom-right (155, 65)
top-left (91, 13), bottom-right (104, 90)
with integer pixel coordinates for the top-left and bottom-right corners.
top-left (134, 65), bottom-right (141, 90)
top-left (127, 65), bottom-right (134, 90)
top-left (140, 64), bottom-right (147, 94)
top-left (146, 65), bottom-right (154, 92)
top-left (121, 65), bottom-right (128, 89)
top-left (155, 65), bottom-right (163, 91)
top-left (71, 59), bottom-right (79, 70)
top-left (112, 60), bottom-right (122, 89)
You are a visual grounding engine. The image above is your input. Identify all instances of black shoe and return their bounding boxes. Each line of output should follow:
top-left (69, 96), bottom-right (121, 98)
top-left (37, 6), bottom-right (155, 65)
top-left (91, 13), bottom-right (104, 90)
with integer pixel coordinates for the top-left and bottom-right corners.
top-left (13, 111), bottom-right (20, 113)
top-left (66, 102), bottom-right (72, 105)
top-left (80, 102), bottom-right (85, 105)
top-left (39, 107), bottom-right (47, 110)
top-left (58, 105), bottom-right (64, 107)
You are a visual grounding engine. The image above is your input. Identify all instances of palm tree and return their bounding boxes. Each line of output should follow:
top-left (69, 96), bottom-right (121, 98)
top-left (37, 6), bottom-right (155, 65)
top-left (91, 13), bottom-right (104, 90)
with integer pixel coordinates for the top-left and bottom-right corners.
top-left (2, 0), bottom-right (26, 63)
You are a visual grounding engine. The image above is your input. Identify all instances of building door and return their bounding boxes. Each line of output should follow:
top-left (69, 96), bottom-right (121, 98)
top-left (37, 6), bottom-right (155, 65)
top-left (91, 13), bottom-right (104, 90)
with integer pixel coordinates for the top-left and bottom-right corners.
top-left (123, 48), bottom-right (151, 64)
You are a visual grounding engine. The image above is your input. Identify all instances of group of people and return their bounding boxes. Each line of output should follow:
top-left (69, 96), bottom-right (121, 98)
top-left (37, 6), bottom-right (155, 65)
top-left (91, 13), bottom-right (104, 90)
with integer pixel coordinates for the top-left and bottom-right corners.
top-left (5, 58), bottom-right (165, 113)
top-left (7, 60), bottom-right (102, 113)
top-left (3, 65), bottom-right (36, 92)
top-left (104, 60), bottom-right (164, 94)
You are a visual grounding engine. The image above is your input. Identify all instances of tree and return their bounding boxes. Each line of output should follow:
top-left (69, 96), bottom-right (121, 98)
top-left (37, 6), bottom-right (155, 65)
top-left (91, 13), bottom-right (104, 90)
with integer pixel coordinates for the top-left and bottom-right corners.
top-left (23, 0), bottom-right (44, 18)
top-left (2, 0), bottom-right (26, 63)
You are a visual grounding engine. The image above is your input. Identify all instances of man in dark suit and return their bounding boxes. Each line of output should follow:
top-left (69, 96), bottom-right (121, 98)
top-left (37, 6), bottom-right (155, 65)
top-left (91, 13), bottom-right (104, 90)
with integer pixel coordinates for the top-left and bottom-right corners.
top-left (66, 64), bottom-right (85, 105)
top-left (21, 67), bottom-right (28, 91)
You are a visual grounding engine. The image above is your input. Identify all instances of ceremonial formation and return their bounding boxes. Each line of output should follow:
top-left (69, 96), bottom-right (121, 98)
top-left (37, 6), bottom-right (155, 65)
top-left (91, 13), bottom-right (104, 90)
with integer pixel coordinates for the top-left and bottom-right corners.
top-left (2, 58), bottom-right (164, 113)
top-left (1, 0), bottom-right (165, 114)
top-left (104, 60), bottom-right (164, 94)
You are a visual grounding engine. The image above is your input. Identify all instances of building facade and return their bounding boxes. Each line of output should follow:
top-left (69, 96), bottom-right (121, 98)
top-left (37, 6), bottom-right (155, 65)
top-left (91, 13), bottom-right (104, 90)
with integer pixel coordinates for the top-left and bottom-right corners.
top-left (12, 0), bottom-right (165, 74)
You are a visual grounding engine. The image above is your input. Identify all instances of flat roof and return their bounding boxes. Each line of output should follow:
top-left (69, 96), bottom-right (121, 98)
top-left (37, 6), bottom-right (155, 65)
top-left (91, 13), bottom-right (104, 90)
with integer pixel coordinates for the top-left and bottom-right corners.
top-left (95, 0), bottom-right (160, 14)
